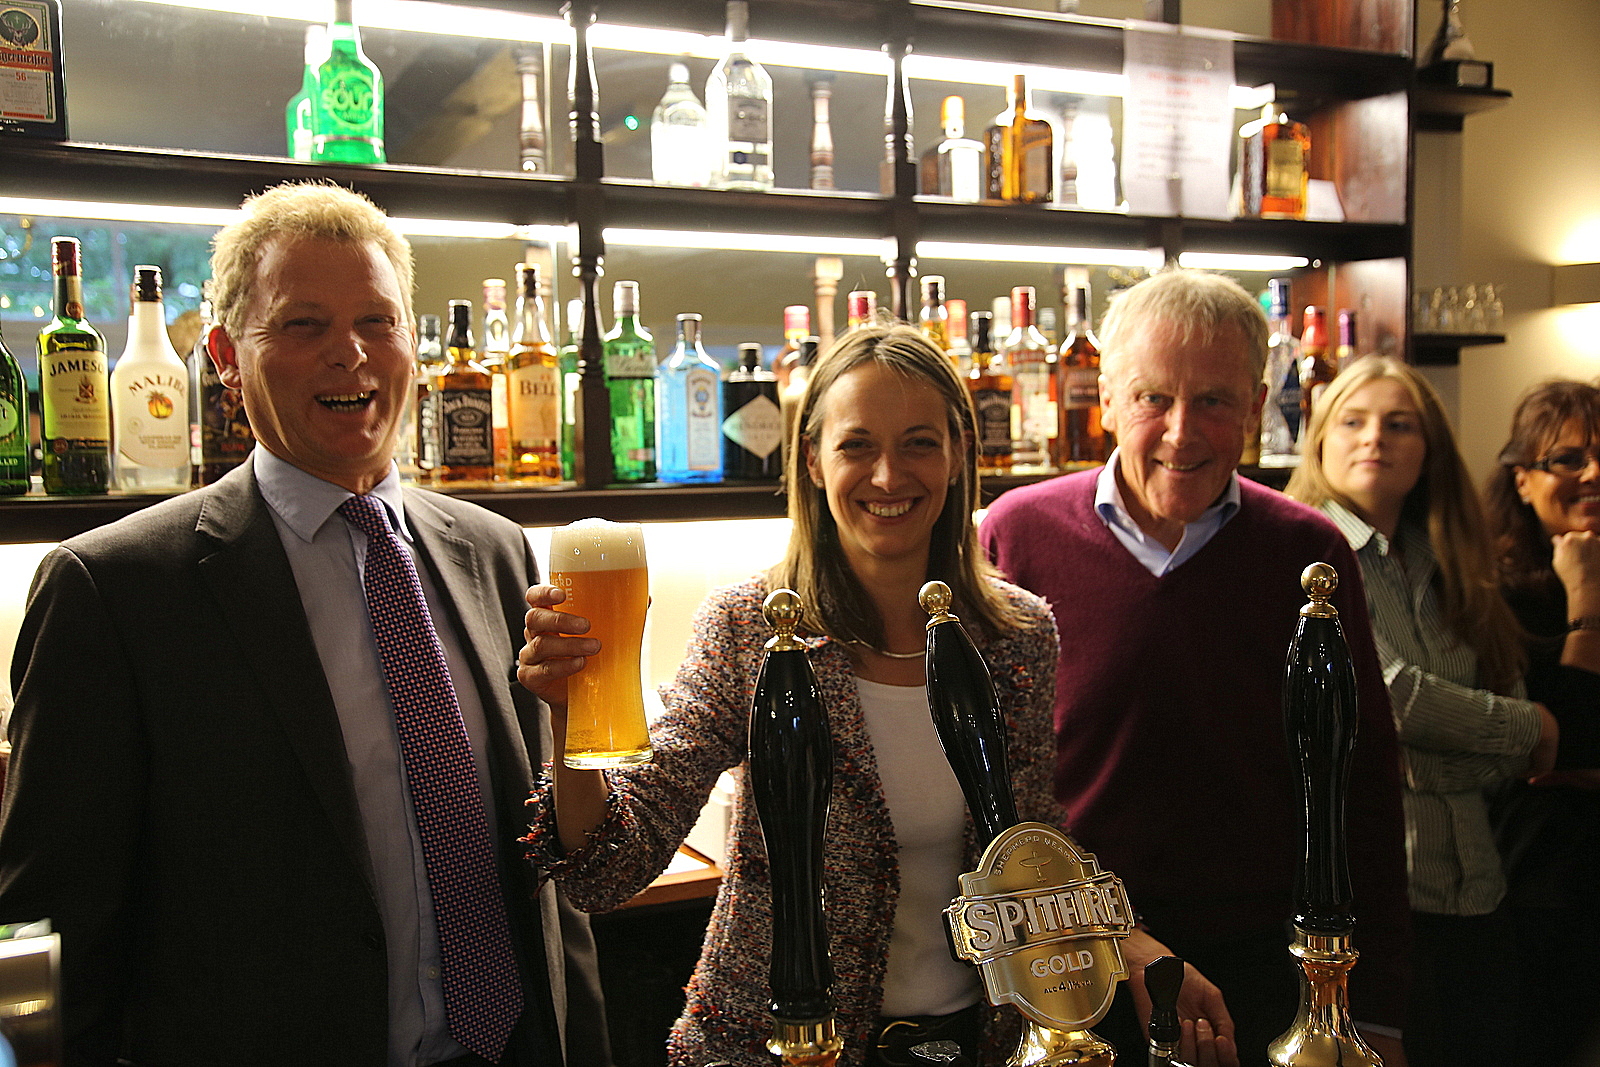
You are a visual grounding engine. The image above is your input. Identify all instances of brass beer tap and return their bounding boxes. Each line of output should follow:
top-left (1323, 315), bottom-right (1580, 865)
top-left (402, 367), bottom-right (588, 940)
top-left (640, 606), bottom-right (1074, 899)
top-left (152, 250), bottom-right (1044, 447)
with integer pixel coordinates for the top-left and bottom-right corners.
top-left (1267, 564), bottom-right (1382, 1067)
top-left (749, 590), bottom-right (842, 1066)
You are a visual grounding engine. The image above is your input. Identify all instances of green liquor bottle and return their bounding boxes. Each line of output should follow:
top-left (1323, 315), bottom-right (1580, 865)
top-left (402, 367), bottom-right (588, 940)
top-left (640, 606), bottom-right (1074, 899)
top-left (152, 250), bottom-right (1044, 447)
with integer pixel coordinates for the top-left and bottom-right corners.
top-left (558, 297), bottom-right (587, 480)
top-left (285, 23), bottom-right (326, 161)
top-left (0, 319), bottom-right (29, 495)
top-left (602, 281), bottom-right (657, 483)
top-left (38, 237), bottom-right (109, 495)
top-left (310, 0), bottom-right (384, 165)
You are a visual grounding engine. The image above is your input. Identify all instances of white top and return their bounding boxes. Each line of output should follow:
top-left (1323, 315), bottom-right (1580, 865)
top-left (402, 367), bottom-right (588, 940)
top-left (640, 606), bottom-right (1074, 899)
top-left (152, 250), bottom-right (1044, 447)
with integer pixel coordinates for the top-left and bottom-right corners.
top-left (855, 676), bottom-right (983, 1017)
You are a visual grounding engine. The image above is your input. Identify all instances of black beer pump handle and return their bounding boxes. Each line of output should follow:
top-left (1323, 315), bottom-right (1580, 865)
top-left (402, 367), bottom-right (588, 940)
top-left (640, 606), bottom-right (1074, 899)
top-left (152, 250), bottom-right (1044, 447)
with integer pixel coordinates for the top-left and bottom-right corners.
top-left (919, 581), bottom-right (1021, 846)
top-left (1283, 563), bottom-right (1358, 936)
top-left (1145, 954), bottom-right (1184, 1065)
top-left (749, 589), bottom-right (836, 1023)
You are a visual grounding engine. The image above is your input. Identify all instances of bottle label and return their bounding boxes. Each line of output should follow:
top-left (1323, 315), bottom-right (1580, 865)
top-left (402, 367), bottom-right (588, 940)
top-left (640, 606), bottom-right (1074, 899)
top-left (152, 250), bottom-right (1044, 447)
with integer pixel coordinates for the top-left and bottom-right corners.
top-left (440, 389), bottom-right (494, 466)
top-left (722, 393), bottom-right (783, 460)
top-left (605, 347), bottom-right (656, 379)
top-left (0, 396), bottom-right (17, 438)
top-left (318, 62), bottom-right (377, 133)
top-left (728, 94), bottom-right (769, 143)
top-left (42, 348), bottom-right (109, 441)
top-left (685, 366), bottom-right (721, 469)
top-left (973, 388), bottom-right (1012, 456)
top-left (562, 369), bottom-right (580, 428)
top-left (1066, 368), bottom-right (1099, 409)
top-left (1266, 137), bottom-right (1304, 201)
top-left (509, 363), bottom-right (560, 444)
top-left (116, 368), bottom-right (189, 468)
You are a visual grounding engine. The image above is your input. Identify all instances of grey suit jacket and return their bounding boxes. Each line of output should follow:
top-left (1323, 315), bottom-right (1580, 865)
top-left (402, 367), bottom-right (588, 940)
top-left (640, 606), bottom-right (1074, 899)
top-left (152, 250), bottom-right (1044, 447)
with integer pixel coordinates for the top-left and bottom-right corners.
top-left (0, 463), bottom-right (606, 1067)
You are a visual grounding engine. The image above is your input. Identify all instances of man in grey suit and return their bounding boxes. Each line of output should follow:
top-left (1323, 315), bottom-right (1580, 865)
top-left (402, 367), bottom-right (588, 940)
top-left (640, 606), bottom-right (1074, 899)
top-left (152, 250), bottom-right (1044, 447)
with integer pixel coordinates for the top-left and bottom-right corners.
top-left (0, 182), bottom-right (608, 1067)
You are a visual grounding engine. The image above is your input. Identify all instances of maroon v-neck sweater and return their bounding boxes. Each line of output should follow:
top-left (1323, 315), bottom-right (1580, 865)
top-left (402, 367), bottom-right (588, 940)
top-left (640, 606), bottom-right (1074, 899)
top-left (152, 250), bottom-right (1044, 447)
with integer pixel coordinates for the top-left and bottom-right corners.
top-left (981, 470), bottom-right (1409, 1026)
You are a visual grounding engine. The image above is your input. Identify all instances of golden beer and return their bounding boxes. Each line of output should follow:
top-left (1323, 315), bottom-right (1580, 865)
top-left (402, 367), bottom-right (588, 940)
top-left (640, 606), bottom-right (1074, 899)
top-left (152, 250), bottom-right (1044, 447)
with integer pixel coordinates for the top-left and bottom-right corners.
top-left (549, 518), bottom-right (653, 769)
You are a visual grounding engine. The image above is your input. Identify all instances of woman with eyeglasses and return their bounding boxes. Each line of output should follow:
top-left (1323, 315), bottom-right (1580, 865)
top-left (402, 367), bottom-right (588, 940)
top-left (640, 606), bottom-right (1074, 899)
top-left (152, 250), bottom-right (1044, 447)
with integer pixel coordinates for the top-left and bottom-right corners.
top-left (1286, 357), bottom-right (1557, 1067)
top-left (1484, 378), bottom-right (1600, 1067)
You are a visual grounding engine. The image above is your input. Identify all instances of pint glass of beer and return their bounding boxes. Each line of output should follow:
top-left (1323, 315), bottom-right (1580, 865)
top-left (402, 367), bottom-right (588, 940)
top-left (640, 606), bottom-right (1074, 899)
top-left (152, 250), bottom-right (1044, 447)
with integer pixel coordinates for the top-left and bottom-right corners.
top-left (549, 518), bottom-right (653, 769)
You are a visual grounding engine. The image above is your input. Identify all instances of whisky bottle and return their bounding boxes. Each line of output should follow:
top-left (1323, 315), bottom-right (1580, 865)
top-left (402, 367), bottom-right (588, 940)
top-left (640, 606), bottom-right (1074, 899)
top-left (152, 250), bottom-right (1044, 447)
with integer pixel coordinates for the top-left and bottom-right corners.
top-left (656, 313), bottom-right (724, 484)
top-left (919, 95), bottom-right (984, 202)
top-left (505, 264), bottom-right (561, 484)
top-left (38, 237), bottom-right (109, 495)
top-left (0, 320), bottom-right (28, 495)
top-left (1239, 105), bottom-right (1309, 220)
top-left (706, 0), bottom-right (773, 190)
top-left (603, 281), bottom-right (657, 482)
top-left (999, 75), bottom-right (1053, 204)
top-left (1260, 278), bottom-right (1302, 460)
top-left (189, 300), bottom-right (255, 486)
top-left (1298, 306), bottom-right (1334, 436)
top-left (310, 0), bottom-right (384, 165)
top-left (1004, 286), bottom-right (1057, 470)
top-left (434, 300), bottom-right (495, 484)
top-left (480, 277), bottom-right (511, 480)
top-left (651, 61), bottom-right (713, 188)
top-left (846, 291), bottom-right (877, 332)
top-left (412, 312), bottom-right (443, 483)
top-left (966, 312), bottom-right (1012, 475)
top-left (1058, 284), bottom-right (1106, 465)
top-left (945, 297), bottom-right (971, 374)
top-left (722, 342), bottom-right (782, 481)
top-left (285, 24), bottom-right (326, 161)
top-left (918, 276), bottom-right (950, 355)
top-left (111, 265), bottom-right (191, 492)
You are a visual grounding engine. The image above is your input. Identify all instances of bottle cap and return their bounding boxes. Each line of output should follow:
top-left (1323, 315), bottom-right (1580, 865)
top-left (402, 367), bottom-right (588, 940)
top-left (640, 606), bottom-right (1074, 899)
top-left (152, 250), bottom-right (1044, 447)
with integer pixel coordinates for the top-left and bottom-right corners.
top-left (797, 337), bottom-right (820, 367)
top-left (515, 262), bottom-right (540, 295)
top-left (132, 265), bottom-right (163, 304)
top-left (738, 342), bottom-right (763, 370)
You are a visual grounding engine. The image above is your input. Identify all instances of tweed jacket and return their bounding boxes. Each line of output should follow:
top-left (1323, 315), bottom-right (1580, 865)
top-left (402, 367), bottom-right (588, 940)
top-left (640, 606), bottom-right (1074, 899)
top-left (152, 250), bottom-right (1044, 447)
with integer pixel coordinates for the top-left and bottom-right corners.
top-left (529, 575), bottom-right (1060, 1066)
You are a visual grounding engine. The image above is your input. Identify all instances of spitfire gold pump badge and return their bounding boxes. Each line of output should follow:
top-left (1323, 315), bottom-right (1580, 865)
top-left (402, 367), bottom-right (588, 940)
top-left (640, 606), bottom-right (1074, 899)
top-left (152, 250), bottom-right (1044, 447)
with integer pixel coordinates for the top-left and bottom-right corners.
top-left (946, 822), bottom-right (1134, 1030)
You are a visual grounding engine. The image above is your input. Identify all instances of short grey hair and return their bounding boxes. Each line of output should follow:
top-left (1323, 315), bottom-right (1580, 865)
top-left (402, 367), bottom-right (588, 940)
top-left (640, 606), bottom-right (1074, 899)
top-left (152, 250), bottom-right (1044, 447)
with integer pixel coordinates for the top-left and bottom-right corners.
top-left (1098, 268), bottom-right (1270, 387)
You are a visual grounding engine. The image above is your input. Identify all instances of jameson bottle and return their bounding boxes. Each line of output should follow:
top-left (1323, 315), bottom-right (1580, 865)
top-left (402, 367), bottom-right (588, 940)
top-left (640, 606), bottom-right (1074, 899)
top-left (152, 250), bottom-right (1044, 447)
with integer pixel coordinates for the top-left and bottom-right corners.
top-left (505, 264), bottom-right (561, 484)
top-left (412, 312), bottom-right (444, 483)
top-left (189, 300), bottom-right (255, 486)
top-left (655, 313), bottom-right (724, 484)
top-left (310, 0), bottom-right (385, 165)
top-left (434, 300), bottom-right (494, 484)
top-left (0, 320), bottom-right (28, 495)
top-left (1058, 284), bottom-right (1106, 464)
top-left (39, 237), bottom-right (109, 495)
top-left (721, 343), bottom-right (782, 481)
top-left (111, 265), bottom-right (191, 492)
top-left (603, 282), bottom-right (657, 483)
top-left (966, 311), bottom-right (1013, 474)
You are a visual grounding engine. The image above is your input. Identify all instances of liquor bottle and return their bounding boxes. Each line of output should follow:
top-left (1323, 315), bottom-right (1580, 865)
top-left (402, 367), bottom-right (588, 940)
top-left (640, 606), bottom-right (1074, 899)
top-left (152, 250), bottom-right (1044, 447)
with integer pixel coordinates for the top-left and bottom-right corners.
top-left (1037, 306), bottom-right (1059, 349)
top-left (1239, 104), bottom-right (1309, 220)
top-left (603, 281), bottom-right (657, 483)
top-left (808, 74), bottom-right (835, 191)
top-left (189, 300), bottom-right (255, 487)
top-left (990, 295), bottom-right (1011, 343)
top-left (558, 297), bottom-right (586, 479)
top-left (1260, 279), bottom-right (1302, 460)
top-left (285, 24), bottom-right (327, 161)
top-left (946, 297), bottom-right (972, 374)
top-left (1005, 286), bottom-right (1057, 470)
top-left (846, 291), bottom-right (877, 332)
top-left (651, 61), bottom-right (713, 188)
top-left (1058, 284), bottom-right (1106, 464)
top-left (111, 265), bottom-right (191, 492)
top-left (966, 312), bottom-right (1012, 474)
top-left (481, 277), bottom-right (511, 479)
top-left (1298, 305), bottom-right (1334, 438)
top-left (434, 300), bottom-right (494, 484)
top-left (0, 320), bottom-right (28, 495)
top-left (706, 0), bottom-right (773, 190)
top-left (1336, 309), bottom-right (1358, 371)
top-left (656, 313), bottom-right (724, 484)
top-left (998, 75), bottom-right (1053, 204)
top-left (310, 0), bottom-right (385, 165)
top-left (722, 342), bottom-right (782, 481)
top-left (919, 95), bottom-right (984, 202)
top-left (412, 312), bottom-right (443, 483)
top-left (779, 335), bottom-right (818, 451)
top-left (38, 237), bottom-right (109, 495)
top-left (773, 304), bottom-right (810, 390)
top-left (918, 276), bottom-right (951, 355)
top-left (505, 264), bottom-right (562, 484)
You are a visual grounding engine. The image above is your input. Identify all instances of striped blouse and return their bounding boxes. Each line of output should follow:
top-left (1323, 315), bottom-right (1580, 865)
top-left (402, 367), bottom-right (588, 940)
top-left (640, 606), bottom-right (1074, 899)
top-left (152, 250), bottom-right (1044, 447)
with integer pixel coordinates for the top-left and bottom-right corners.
top-left (1321, 499), bottom-right (1542, 915)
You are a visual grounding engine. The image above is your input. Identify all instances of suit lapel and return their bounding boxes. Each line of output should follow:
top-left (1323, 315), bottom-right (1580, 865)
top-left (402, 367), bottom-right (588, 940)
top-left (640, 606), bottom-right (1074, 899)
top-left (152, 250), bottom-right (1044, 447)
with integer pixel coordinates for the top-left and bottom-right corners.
top-left (193, 466), bottom-right (372, 876)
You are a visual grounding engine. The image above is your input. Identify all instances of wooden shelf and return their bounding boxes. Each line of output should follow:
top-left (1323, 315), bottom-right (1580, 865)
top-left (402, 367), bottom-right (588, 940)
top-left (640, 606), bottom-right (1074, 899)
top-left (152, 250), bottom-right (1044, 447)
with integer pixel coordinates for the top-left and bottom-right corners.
top-left (1412, 331), bottom-right (1507, 366)
top-left (1415, 85), bottom-right (1513, 132)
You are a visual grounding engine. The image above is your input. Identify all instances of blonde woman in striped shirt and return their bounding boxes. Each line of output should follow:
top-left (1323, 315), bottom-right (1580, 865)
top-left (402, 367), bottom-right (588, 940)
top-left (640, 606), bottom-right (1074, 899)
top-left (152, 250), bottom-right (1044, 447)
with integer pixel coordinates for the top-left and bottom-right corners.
top-left (1286, 355), bottom-right (1556, 1067)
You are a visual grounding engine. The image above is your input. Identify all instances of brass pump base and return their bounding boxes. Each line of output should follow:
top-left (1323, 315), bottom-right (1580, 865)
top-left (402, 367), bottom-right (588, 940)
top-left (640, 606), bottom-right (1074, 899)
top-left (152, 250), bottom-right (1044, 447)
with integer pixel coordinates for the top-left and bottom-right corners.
top-left (1009, 1023), bottom-right (1116, 1066)
top-left (767, 1017), bottom-right (843, 1067)
top-left (1267, 930), bottom-right (1382, 1067)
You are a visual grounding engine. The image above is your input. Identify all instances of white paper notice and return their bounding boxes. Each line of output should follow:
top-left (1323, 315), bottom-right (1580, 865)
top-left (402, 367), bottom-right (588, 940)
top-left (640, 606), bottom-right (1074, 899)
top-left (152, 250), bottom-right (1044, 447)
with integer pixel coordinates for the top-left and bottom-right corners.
top-left (1121, 22), bottom-right (1235, 220)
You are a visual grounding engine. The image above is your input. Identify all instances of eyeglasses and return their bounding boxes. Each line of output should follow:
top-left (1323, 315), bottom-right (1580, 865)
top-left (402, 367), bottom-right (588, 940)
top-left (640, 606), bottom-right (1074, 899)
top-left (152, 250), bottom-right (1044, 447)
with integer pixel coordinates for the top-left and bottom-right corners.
top-left (1530, 448), bottom-right (1600, 475)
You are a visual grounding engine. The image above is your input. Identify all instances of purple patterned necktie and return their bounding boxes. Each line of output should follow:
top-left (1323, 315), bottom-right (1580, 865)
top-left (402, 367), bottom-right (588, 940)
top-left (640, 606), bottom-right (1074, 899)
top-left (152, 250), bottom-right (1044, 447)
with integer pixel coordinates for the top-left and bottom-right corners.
top-left (339, 494), bottom-right (524, 1062)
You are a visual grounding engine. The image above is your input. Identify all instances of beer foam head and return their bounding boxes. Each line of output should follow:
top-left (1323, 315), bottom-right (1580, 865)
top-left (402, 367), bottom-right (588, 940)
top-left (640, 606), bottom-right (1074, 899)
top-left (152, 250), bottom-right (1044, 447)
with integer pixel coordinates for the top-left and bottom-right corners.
top-left (549, 518), bottom-right (647, 571)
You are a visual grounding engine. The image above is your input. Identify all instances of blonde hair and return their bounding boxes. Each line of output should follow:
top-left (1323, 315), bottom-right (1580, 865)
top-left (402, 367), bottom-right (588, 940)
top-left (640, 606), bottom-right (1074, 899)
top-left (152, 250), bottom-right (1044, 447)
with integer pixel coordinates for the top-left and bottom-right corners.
top-left (1099, 268), bottom-right (1270, 387)
top-left (1287, 356), bottom-right (1525, 691)
top-left (208, 181), bottom-right (414, 339)
top-left (770, 320), bottom-right (1028, 644)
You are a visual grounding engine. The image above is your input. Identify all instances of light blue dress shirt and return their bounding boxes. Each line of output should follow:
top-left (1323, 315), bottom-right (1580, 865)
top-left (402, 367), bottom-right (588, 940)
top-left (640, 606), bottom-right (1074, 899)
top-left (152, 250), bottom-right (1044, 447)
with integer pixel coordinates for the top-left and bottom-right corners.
top-left (1092, 448), bottom-right (1242, 576)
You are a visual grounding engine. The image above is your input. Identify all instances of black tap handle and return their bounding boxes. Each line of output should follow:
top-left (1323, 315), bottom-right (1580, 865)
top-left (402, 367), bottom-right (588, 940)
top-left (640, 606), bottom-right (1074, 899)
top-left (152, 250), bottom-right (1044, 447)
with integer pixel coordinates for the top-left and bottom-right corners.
top-left (749, 591), bottom-right (836, 1022)
top-left (1282, 563), bottom-right (1358, 936)
top-left (919, 582), bottom-right (1021, 846)
top-left (1145, 955), bottom-right (1185, 1052)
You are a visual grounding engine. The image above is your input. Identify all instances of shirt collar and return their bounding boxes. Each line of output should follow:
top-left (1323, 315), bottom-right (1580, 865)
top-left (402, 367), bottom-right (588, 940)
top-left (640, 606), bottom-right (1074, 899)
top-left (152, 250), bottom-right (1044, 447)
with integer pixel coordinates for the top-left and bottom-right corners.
top-left (1321, 497), bottom-right (1434, 567)
top-left (1092, 448), bottom-right (1242, 536)
top-left (253, 448), bottom-right (410, 544)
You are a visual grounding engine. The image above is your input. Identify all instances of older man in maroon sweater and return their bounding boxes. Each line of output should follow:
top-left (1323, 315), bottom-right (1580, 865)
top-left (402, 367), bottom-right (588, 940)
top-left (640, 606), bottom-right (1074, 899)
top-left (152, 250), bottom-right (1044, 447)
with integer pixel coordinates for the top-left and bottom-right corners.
top-left (980, 270), bottom-right (1410, 1067)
